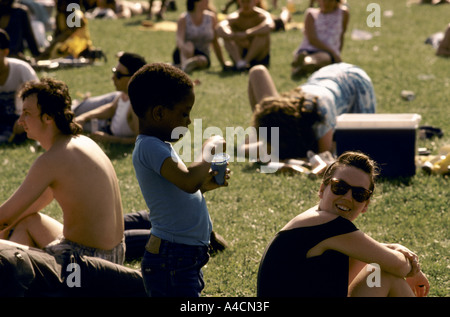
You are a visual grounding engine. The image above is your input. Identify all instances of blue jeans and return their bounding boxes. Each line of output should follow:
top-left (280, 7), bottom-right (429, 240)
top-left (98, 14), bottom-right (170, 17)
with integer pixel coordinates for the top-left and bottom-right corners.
top-left (124, 210), bottom-right (151, 261)
top-left (141, 236), bottom-right (209, 297)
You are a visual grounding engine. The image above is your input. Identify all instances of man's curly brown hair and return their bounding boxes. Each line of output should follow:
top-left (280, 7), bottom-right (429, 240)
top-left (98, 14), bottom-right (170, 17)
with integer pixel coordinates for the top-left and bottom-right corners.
top-left (252, 88), bottom-right (323, 159)
top-left (19, 77), bottom-right (82, 135)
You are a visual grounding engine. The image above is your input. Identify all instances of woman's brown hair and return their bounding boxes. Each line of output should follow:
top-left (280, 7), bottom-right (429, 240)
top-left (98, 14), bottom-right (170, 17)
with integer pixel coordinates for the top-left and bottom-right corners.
top-left (252, 88), bottom-right (322, 160)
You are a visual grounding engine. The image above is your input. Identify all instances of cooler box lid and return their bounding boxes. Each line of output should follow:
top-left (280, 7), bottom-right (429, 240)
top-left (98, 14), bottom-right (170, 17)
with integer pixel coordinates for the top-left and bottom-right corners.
top-left (336, 113), bottom-right (422, 129)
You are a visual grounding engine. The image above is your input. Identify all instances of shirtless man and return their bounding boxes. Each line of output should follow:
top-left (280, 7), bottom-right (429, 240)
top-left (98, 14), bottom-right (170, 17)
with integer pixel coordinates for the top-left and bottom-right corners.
top-left (216, 0), bottom-right (274, 71)
top-left (0, 77), bottom-right (125, 264)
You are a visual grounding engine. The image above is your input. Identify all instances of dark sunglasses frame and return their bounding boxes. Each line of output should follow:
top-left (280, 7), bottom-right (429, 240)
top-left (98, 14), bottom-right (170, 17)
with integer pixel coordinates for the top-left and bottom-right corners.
top-left (330, 178), bottom-right (372, 202)
top-left (112, 67), bottom-right (131, 80)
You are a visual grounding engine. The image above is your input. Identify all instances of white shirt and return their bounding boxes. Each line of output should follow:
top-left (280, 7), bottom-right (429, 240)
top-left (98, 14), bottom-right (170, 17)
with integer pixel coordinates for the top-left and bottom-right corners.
top-left (0, 57), bottom-right (38, 115)
top-left (110, 96), bottom-right (134, 137)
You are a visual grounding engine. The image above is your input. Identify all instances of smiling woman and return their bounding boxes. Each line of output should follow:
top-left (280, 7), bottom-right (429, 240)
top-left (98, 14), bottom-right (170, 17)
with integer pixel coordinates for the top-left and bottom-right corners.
top-left (257, 151), bottom-right (430, 297)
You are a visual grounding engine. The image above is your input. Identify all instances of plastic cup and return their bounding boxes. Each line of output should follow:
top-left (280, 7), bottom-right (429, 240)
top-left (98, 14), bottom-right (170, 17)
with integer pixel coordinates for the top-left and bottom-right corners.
top-left (211, 153), bottom-right (230, 185)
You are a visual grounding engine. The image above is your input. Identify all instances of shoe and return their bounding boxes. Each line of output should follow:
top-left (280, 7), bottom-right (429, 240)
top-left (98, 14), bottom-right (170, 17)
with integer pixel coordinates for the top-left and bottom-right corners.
top-left (209, 231), bottom-right (229, 255)
top-left (291, 51), bottom-right (307, 67)
top-left (236, 60), bottom-right (248, 71)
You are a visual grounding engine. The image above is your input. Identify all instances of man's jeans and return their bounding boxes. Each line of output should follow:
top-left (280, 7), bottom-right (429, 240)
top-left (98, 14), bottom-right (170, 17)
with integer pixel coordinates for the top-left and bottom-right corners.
top-left (141, 236), bottom-right (209, 297)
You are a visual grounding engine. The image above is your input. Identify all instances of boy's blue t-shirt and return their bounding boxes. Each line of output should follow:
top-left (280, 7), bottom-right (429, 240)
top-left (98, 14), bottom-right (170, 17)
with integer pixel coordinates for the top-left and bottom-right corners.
top-left (132, 134), bottom-right (212, 246)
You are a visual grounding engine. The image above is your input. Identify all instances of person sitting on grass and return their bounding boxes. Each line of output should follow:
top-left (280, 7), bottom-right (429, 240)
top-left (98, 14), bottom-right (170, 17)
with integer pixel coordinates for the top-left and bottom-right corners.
top-left (257, 151), bottom-right (430, 297)
top-left (0, 0), bottom-right (42, 61)
top-left (38, 0), bottom-right (93, 60)
top-left (0, 77), bottom-right (125, 265)
top-left (74, 52), bottom-right (146, 144)
top-left (0, 28), bottom-right (38, 143)
top-left (128, 62), bottom-right (230, 297)
top-left (173, 0), bottom-right (229, 73)
top-left (216, 0), bottom-right (274, 71)
top-left (291, 0), bottom-right (349, 78)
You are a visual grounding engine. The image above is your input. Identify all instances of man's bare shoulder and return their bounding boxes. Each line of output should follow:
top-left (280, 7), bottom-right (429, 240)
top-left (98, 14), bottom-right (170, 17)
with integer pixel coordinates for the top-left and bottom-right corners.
top-left (40, 135), bottom-right (114, 184)
top-left (44, 135), bottom-right (102, 163)
top-left (23, 137), bottom-right (94, 185)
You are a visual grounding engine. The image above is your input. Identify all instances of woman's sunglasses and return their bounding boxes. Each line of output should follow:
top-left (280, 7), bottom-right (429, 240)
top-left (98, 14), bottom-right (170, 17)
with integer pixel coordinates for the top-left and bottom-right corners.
top-left (330, 178), bottom-right (372, 202)
top-left (112, 67), bottom-right (131, 80)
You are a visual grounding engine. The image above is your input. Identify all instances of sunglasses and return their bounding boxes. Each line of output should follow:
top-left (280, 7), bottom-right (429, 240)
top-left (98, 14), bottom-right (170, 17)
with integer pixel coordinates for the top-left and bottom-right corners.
top-left (330, 178), bottom-right (372, 202)
top-left (112, 67), bottom-right (131, 79)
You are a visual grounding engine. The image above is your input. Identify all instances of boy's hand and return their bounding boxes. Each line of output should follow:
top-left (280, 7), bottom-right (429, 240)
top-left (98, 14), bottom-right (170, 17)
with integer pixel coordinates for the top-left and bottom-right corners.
top-left (200, 165), bottom-right (230, 193)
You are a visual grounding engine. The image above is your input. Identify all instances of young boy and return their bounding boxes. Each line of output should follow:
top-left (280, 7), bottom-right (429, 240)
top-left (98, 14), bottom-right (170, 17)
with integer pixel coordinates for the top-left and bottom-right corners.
top-left (128, 63), bottom-right (229, 297)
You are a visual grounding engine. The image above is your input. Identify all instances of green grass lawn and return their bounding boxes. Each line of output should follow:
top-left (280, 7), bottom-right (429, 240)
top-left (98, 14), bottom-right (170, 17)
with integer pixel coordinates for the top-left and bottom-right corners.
top-left (1, 0), bottom-right (449, 296)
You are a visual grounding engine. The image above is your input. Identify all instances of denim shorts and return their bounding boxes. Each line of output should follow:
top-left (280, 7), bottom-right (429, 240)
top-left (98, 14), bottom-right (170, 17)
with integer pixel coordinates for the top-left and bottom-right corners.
top-left (141, 235), bottom-right (209, 297)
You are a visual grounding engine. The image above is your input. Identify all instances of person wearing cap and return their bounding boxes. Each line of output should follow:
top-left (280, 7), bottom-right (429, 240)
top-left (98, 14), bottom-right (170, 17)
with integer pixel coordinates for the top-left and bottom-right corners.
top-left (74, 51), bottom-right (146, 144)
top-left (0, 28), bottom-right (38, 143)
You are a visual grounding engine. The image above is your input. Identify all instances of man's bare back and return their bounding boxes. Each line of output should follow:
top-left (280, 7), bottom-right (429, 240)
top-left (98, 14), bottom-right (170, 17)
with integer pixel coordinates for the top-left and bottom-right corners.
top-left (0, 79), bottom-right (124, 252)
top-left (45, 135), bottom-right (124, 250)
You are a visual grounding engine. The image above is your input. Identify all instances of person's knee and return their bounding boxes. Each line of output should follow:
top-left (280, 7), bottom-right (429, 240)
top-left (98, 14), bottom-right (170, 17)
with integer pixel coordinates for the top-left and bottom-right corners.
top-left (249, 64), bottom-right (268, 77)
top-left (13, 213), bottom-right (41, 231)
top-left (349, 266), bottom-right (411, 297)
top-left (375, 269), bottom-right (411, 292)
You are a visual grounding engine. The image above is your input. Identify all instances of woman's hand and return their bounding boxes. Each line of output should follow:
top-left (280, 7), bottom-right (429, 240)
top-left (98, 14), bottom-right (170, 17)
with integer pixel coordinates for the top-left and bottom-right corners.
top-left (406, 271), bottom-right (430, 297)
top-left (384, 243), bottom-right (420, 276)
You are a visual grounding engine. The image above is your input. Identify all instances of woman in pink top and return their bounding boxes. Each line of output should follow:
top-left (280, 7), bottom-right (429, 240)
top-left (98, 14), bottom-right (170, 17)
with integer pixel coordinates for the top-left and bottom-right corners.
top-left (291, 0), bottom-right (349, 77)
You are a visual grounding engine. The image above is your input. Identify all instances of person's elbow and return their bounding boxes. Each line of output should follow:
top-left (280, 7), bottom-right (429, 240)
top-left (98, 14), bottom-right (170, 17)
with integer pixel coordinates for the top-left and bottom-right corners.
top-left (178, 181), bottom-right (202, 194)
